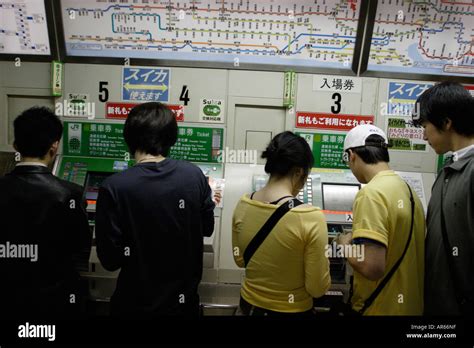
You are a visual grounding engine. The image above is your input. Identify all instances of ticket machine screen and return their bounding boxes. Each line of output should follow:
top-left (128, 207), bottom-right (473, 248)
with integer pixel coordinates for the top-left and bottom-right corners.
top-left (321, 183), bottom-right (361, 212)
top-left (83, 172), bottom-right (113, 206)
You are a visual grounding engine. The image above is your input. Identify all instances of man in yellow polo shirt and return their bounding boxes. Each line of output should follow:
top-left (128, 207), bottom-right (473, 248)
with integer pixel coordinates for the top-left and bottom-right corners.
top-left (338, 124), bottom-right (425, 315)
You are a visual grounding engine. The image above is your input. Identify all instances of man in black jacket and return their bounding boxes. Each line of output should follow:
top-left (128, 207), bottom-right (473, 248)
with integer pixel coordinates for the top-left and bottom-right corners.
top-left (95, 102), bottom-right (215, 318)
top-left (0, 107), bottom-right (91, 318)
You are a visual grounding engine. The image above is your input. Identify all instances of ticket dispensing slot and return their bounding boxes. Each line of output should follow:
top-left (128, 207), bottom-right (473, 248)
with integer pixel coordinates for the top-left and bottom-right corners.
top-left (321, 182), bottom-right (360, 224)
top-left (82, 170), bottom-right (114, 243)
top-left (81, 171), bottom-right (119, 301)
top-left (321, 183), bottom-right (361, 284)
top-left (83, 171), bottom-right (111, 214)
top-left (199, 164), bottom-right (224, 271)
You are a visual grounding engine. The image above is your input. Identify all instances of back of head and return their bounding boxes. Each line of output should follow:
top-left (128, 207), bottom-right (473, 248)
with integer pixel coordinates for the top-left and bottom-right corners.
top-left (343, 124), bottom-right (390, 165)
top-left (124, 102), bottom-right (178, 156)
top-left (414, 81), bottom-right (474, 136)
top-left (13, 107), bottom-right (63, 158)
top-left (351, 134), bottom-right (390, 165)
top-left (262, 131), bottom-right (314, 177)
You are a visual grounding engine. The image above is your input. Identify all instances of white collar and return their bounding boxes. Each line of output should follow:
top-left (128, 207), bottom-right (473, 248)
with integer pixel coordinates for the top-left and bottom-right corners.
top-left (452, 144), bottom-right (474, 162)
top-left (16, 162), bottom-right (48, 168)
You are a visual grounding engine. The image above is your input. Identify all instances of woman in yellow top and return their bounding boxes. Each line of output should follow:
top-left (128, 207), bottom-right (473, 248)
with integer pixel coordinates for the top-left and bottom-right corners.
top-left (232, 131), bottom-right (331, 316)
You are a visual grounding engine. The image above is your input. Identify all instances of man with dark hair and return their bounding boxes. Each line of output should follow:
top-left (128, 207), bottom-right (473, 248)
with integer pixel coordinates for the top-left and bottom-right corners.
top-left (337, 124), bottom-right (425, 315)
top-left (95, 102), bottom-right (215, 318)
top-left (0, 107), bottom-right (91, 318)
top-left (413, 81), bottom-right (474, 316)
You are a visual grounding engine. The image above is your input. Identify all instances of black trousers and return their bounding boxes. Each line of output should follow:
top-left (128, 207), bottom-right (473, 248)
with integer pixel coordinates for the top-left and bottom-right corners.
top-left (239, 297), bottom-right (315, 317)
top-left (110, 294), bottom-right (201, 319)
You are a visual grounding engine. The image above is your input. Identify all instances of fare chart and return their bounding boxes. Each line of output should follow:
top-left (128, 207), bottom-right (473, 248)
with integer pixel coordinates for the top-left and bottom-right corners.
top-left (0, 0), bottom-right (51, 55)
top-left (60, 0), bottom-right (361, 69)
top-left (368, 0), bottom-right (474, 77)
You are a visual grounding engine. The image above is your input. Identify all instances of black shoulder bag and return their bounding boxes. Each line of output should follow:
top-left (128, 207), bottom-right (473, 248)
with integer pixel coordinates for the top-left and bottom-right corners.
top-left (346, 182), bottom-right (415, 315)
top-left (243, 198), bottom-right (303, 267)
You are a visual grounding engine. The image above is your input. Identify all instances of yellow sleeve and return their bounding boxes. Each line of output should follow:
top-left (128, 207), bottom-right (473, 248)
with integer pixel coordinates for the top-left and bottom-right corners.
top-left (352, 191), bottom-right (389, 247)
top-left (232, 202), bottom-right (245, 268)
top-left (302, 211), bottom-right (331, 298)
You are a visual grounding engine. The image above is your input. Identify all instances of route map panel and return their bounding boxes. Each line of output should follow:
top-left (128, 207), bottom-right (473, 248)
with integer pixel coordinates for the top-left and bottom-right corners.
top-left (60, 0), bottom-right (361, 69)
top-left (368, 0), bottom-right (474, 77)
top-left (0, 0), bottom-right (51, 55)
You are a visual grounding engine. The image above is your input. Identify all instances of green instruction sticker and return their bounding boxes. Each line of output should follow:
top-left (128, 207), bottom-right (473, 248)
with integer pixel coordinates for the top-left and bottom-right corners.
top-left (63, 122), bottom-right (224, 163)
top-left (297, 132), bottom-right (348, 169)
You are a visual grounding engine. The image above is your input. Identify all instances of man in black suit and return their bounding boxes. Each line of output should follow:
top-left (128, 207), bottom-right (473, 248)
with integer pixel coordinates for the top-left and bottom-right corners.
top-left (0, 107), bottom-right (91, 318)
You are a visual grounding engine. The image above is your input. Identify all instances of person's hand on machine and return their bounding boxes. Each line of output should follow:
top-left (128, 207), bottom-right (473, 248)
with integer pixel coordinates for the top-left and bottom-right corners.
top-left (335, 231), bottom-right (353, 246)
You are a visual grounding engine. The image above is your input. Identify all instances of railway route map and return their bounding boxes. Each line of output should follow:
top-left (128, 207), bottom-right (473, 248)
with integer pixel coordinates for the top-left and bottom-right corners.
top-left (60, 0), bottom-right (360, 69)
top-left (368, 0), bottom-right (474, 77)
top-left (0, 0), bottom-right (51, 55)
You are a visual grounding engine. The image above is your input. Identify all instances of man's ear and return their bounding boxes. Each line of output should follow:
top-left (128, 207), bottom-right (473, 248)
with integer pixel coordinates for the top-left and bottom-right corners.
top-left (444, 118), bottom-right (453, 132)
top-left (50, 141), bottom-right (59, 154)
top-left (349, 149), bottom-right (356, 163)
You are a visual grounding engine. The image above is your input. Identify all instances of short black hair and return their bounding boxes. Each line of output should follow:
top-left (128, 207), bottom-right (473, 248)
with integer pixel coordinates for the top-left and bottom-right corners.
top-left (413, 81), bottom-right (474, 136)
top-left (124, 102), bottom-right (178, 156)
top-left (350, 134), bottom-right (390, 164)
top-left (262, 131), bottom-right (314, 177)
top-left (13, 107), bottom-right (63, 158)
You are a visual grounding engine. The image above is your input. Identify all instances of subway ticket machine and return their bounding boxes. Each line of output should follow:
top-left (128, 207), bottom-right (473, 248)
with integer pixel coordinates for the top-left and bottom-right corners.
top-left (253, 169), bottom-right (361, 286)
top-left (55, 155), bottom-right (224, 302)
top-left (250, 168), bottom-right (432, 311)
top-left (56, 157), bottom-right (129, 302)
top-left (54, 120), bottom-right (225, 303)
top-left (216, 167), bottom-right (361, 312)
top-left (0, 152), bottom-right (17, 178)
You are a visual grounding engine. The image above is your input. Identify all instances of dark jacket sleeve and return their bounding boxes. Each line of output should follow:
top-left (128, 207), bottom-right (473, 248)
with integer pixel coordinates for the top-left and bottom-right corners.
top-left (201, 173), bottom-right (215, 238)
top-left (95, 186), bottom-right (123, 271)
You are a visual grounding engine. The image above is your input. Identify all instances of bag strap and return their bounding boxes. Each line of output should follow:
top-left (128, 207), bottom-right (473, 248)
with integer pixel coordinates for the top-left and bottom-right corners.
top-left (243, 198), bottom-right (303, 267)
top-left (439, 184), bottom-right (468, 314)
top-left (357, 182), bottom-right (415, 315)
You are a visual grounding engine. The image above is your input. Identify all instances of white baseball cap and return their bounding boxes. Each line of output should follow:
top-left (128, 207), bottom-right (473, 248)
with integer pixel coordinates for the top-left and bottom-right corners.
top-left (343, 124), bottom-right (389, 152)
